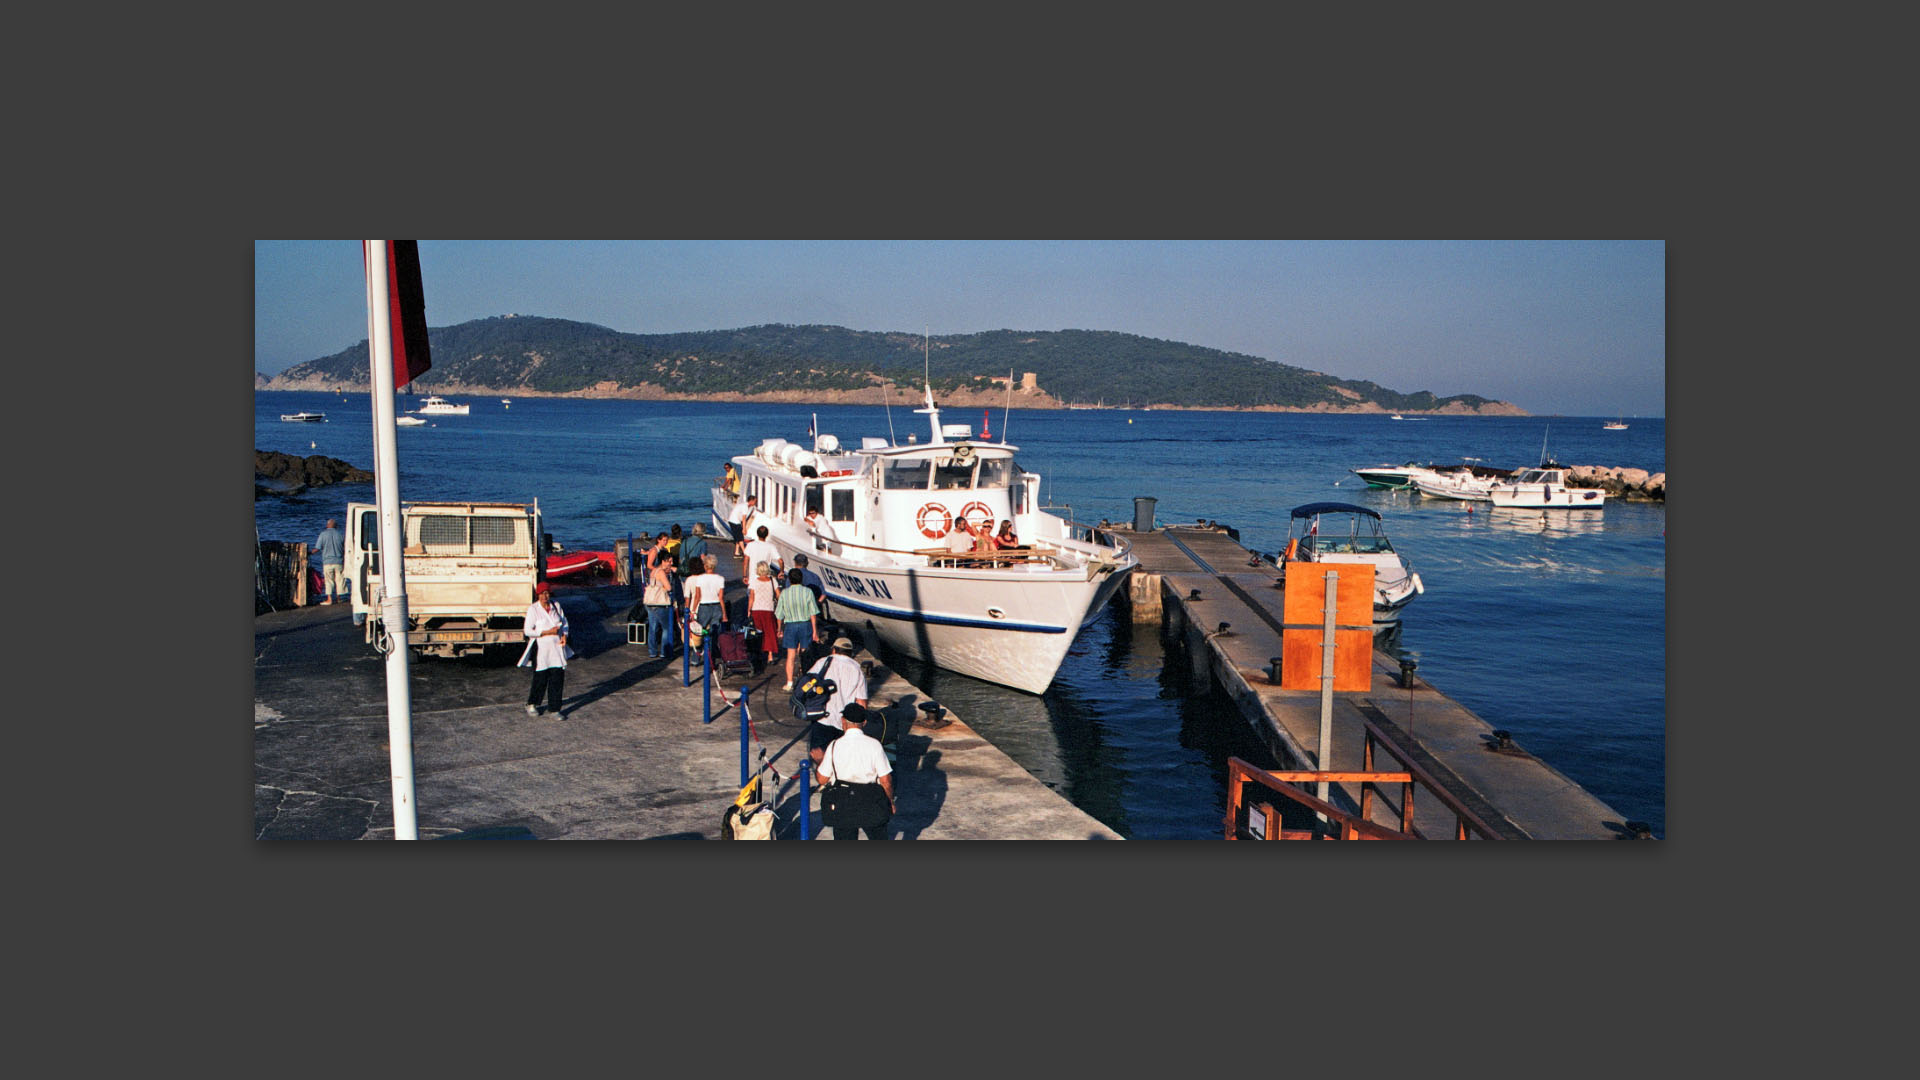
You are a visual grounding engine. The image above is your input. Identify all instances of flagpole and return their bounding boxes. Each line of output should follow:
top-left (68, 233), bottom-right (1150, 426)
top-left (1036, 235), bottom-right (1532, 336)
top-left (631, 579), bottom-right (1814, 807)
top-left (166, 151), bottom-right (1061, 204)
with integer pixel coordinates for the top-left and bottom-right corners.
top-left (365, 241), bottom-right (419, 840)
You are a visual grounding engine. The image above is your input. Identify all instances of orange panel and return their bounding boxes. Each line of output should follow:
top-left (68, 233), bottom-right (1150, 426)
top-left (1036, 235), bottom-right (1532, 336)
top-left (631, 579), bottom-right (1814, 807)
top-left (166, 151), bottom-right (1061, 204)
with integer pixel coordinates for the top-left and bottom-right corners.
top-left (1280, 564), bottom-right (1375, 692)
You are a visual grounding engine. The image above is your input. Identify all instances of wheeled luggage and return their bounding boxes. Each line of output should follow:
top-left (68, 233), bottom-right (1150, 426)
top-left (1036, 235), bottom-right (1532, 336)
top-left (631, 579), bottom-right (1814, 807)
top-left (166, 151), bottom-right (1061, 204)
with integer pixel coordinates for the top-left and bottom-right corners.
top-left (714, 627), bottom-right (753, 676)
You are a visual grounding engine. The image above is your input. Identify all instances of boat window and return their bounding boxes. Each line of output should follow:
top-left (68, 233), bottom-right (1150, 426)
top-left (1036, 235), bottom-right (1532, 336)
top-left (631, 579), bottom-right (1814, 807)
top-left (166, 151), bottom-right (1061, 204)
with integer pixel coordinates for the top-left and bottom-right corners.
top-left (933, 460), bottom-right (975, 490)
top-left (831, 488), bottom-right (853, 522)
top-left (974, 458), bottom-right (1011, 488)
top-left (882, 458), bottom-right (931, 490)
top-left (805, 485), bottom-right (824, 517)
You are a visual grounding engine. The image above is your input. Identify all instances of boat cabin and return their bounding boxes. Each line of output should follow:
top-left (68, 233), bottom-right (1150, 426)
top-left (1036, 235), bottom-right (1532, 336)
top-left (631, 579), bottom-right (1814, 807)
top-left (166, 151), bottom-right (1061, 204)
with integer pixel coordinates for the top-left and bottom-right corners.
top-left (731, 426), bottom-right (1043, 559)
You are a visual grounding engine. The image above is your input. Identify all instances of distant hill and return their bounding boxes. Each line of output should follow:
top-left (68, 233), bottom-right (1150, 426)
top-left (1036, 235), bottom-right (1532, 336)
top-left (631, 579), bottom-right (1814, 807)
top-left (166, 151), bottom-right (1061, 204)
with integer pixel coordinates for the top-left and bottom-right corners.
top-left (260, 316), bottom-right (1525, 414)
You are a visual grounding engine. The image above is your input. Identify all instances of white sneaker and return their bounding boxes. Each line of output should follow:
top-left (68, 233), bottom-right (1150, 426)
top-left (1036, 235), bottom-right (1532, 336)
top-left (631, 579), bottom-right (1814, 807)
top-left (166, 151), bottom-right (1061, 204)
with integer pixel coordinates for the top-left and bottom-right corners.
top-left (782, 682), bottom-right (794, 691)
top-left (526, 704), bottom-right (539, 716)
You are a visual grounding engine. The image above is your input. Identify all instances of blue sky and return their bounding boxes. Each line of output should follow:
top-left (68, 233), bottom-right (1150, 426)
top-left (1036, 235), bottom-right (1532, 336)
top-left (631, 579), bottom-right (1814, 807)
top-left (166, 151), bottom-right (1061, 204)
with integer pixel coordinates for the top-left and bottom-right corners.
top-left (254, 240), bottom-right (1665, 416)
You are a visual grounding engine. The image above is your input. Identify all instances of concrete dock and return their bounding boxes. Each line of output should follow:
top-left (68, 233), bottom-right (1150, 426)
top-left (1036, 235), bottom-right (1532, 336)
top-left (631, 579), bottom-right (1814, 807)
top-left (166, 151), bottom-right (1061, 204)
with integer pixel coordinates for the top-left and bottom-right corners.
top-left (1122, 524), bottom-right (1633, 839)
top-left (253, 543), bottom-right (1119, 840)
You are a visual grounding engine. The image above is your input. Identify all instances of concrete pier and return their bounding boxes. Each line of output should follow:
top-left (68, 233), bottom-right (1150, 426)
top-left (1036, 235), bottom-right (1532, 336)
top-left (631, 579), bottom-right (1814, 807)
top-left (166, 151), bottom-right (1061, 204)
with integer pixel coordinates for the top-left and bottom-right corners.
top-left (1121, 524), bottom-right (1631, 839)
top-left (252, 542), bottom-right (1119, 840)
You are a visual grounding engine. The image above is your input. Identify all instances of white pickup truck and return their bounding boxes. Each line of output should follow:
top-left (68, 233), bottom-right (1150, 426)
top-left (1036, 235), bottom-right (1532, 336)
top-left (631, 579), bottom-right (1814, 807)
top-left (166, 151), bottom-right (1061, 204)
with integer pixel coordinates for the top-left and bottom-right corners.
top-left (346, 500), bottom-right (545, 658)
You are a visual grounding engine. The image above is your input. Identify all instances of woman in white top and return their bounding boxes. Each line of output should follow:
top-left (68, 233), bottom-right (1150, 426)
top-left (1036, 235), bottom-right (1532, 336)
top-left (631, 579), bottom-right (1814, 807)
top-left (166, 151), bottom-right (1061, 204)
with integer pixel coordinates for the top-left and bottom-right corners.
top-left (683, 553), bottom-right (727, 656)
top-left (520, 583), bottom-right (571, 718)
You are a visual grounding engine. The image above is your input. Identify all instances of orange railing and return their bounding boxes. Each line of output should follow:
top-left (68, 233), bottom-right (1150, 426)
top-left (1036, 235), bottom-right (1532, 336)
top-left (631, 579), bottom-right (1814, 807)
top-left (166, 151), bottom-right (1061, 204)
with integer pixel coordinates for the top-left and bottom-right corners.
top-left (1224, 717), bottom-right (1510, 840)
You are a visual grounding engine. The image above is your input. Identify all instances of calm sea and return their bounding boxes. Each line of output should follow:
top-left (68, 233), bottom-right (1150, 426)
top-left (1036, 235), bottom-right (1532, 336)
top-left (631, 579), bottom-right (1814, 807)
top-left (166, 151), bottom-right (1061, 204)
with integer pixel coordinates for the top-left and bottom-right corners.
top-left (255, 391), bottom-right (1667, 839)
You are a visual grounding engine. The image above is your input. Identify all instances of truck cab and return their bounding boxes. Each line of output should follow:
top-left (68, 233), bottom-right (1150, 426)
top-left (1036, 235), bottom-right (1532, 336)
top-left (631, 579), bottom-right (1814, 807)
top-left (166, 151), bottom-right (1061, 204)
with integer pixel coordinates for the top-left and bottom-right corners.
top-left (346, 500), bottom-right (545, 658)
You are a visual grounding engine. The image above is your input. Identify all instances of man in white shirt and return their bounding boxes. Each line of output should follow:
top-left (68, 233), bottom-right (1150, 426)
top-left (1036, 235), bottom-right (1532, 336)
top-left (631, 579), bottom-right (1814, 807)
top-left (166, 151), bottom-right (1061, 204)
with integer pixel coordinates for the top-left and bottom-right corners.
top-left (805, 639), bottom-right (870, 768)
top-left (944, 516), bottom-right (975, 555)
top-left (742, 524), bottom-right (783, 585)
top-left (729, 494), bottom-right (758, 557)
top-left (804, 506), bottom-right (839, 555)
top-left (815, 700), bottom-right (893, 839)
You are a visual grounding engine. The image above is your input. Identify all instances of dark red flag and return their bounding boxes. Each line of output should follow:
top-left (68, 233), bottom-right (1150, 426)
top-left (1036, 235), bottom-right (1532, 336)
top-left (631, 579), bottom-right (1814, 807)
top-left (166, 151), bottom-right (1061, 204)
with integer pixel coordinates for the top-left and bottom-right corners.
top-left (365, 240), bottom-right (432, 390)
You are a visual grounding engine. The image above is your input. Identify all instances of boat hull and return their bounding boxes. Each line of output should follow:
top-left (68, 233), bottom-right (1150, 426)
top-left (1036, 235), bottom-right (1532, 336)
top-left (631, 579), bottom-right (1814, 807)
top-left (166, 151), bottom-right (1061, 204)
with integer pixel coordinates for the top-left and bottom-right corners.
top-left (719, 502), bottom-right (1127, 695)
top-left (1488, 486), bottom-right (1607, 509)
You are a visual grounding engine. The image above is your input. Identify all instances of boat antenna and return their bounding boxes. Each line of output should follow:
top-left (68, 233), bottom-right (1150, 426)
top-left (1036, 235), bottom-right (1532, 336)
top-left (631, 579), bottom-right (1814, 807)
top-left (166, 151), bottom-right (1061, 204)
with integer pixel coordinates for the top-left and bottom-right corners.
top-left (880, 379), bottom-right (896, 444)
top-left (1539, 424), bottom-right (1550, 467)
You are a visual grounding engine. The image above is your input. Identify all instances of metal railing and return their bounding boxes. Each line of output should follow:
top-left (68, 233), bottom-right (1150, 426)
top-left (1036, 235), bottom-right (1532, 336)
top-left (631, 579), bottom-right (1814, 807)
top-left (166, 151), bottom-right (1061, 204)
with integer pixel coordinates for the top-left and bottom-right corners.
top-left (1224, 715), bottom-right (1509, 840)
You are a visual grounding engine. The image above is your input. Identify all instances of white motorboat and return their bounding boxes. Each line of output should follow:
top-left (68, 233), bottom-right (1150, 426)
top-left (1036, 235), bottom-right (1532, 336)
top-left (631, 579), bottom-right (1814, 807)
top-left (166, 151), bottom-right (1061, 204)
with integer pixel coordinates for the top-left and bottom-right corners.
top-left (1413, 467), bottom-right (1498, 501)
top-left (395, 415), bottom-right (427, 426)
top-left (712, 384), bottom-right (1137, 694)
top-left (1603, 417), bottom-right (1628, 430)
top-left (1487, 467), bottom-right (1607, 509)
top-left (280, 411), bottom-right (327, 423)
top-left (414, 395), bottom-right (470, 415)
top-left (1283, 502), bottom-right (1423, 629)
top-left (1350, 462), bottom-right (1443, 490)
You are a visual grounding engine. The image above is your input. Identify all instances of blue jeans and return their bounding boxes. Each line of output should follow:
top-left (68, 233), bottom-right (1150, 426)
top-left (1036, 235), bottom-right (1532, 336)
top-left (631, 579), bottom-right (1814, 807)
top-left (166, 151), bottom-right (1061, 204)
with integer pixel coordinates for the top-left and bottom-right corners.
top-left (645, 604), bottom-right (673, 657)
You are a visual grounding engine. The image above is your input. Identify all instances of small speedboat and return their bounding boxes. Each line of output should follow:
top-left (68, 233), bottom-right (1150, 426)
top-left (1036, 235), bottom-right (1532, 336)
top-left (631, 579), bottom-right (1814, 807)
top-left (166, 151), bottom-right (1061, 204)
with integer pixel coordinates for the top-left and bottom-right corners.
top-left (1414, 468), bottom-right (1497, 501)
top-left (1603, 419), bottom-right (1628, 430)
top-left (545, 549), bottom-right (617, 579)
top-left (1350, 462), bottom-right (1442, 490)
top-left (1282, 502), bottom-right (1423, 629)
top-left (280, 411), bottom-right (327, 423)
top-left (395, 416), bottom-right (427, 426)
top-left (1487, 467), bottom-right (1607, 509)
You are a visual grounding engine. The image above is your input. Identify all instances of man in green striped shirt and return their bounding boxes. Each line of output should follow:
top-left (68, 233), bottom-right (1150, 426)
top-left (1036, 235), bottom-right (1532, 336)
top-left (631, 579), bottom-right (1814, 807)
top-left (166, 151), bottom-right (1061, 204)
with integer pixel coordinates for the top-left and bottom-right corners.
top-left (774, 566), bottom-right (820, 690)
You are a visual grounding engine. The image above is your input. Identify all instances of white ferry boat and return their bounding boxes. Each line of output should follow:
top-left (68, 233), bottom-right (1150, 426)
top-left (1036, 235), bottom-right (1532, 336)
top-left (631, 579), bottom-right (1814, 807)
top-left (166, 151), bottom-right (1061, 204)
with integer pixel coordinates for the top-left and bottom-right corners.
top-left (414, 395), bottom-right (470, 415)
top-left (712, 387), bottom-right (1138, 694)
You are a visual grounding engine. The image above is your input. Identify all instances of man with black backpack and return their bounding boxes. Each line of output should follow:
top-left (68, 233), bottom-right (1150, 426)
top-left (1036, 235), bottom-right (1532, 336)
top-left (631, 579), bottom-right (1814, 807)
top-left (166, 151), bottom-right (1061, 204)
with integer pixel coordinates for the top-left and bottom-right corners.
top-left (797, 638), bottom-right (869, 769)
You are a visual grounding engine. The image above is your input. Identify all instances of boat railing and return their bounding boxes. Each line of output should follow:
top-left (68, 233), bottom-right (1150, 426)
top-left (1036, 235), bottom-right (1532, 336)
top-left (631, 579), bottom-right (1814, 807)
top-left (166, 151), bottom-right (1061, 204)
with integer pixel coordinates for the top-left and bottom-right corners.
top-left (802, 529), bottom-right (1080, 571)
top-left (1222, 712), bottom-right (1510, 840)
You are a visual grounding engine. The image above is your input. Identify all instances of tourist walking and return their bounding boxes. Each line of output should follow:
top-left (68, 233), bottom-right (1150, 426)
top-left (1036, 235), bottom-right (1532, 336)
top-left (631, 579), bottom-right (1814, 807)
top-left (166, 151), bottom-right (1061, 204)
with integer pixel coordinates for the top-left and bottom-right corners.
top-left (816, 702), bottom-right (893, 840)
top-left (803, 638), bottom-right (870, 769)
top-left (792, 553), bottom-right (829, 621)
top-left (684, 553), bottom-right (727, 659)
top-left (520, 583), bottom-right (571, 718)
top-left (642, 551), bottom-right (676, 659)
top-left (774, 566), bottom-right (820, 690)
top-left (314, 518), bottom-right (346, 605)
top-left (743, 524), bottom-right (783, 585)
top-left (747, 560), bottom-right (780, 665)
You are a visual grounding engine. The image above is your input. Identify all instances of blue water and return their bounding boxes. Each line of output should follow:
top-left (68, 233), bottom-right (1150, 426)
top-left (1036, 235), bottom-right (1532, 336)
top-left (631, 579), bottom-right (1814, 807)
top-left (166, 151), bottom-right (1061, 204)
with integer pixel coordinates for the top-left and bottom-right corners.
top-left (256, 391), bottom-right (1666, 838)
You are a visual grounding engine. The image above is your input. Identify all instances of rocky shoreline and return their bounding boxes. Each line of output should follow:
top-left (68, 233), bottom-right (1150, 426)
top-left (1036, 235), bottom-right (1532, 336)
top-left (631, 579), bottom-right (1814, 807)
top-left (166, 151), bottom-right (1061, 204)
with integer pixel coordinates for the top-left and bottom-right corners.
top-left (1566, 465), bottom-right (1665, 502)
top-left (255, 451), bottom-right (373, 498)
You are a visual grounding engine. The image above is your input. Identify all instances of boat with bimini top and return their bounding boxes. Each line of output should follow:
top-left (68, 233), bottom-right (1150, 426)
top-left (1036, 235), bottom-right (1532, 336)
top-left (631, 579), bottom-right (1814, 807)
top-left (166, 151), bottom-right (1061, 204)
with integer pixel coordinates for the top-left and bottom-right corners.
top-left (1282, 502), bottom-right (1424, 629)
top-left (711, 384), bottom-right (1138, 694)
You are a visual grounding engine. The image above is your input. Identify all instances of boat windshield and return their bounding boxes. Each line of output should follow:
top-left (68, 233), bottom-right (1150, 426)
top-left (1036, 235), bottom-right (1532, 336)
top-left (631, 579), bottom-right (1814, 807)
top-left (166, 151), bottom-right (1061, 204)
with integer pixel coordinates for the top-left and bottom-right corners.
top-left (932, 459), bottom-right (974, 490)
top-left (881, 458), bottom-right (933, 490)
top-left (974, 458), bottom-right (1012, 488)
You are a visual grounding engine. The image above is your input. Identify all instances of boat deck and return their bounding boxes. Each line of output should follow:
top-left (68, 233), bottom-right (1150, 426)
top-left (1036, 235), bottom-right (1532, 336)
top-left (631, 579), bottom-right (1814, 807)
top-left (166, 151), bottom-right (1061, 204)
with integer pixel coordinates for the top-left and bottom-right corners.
top-left (1122, 525), bottom-right (1627, 839)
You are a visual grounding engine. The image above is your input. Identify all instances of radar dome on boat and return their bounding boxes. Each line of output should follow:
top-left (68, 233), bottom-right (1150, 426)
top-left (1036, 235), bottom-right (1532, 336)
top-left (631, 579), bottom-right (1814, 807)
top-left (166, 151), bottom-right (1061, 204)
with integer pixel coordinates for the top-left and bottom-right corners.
top-left (815, 433), bottom-right (840, 453)
top-left (942, 424), bottom-right (972, 439)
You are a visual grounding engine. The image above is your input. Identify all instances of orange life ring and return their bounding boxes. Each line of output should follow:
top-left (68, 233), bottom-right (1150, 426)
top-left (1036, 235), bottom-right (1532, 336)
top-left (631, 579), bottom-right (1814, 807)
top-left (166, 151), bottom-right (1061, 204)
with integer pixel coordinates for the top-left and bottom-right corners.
top-left (958, 501), bottom-right (993, 529)
top-left (917, 502), bottom-right (952, 539)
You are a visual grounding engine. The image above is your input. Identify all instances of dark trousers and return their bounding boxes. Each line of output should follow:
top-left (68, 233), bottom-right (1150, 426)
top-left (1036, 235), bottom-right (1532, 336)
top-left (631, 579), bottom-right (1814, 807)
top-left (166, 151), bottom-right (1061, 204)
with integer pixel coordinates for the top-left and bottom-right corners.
top-left (832, 820), bottom-right (891, 840)
top-left (527, 667), bottom-right (565, 712)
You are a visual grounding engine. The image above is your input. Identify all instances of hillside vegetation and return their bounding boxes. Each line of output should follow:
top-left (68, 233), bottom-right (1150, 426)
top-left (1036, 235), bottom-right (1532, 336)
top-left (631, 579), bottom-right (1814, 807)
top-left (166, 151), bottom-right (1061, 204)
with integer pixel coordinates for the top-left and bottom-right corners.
top-left (261, 317), bottom-right (1522, 413)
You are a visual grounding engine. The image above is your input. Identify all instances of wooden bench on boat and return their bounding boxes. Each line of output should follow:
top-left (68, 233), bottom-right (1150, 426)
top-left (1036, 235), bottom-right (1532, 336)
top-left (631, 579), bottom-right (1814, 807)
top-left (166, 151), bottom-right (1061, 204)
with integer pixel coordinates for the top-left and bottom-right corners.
top-left (914, 545), bottom-right (1050, 569)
